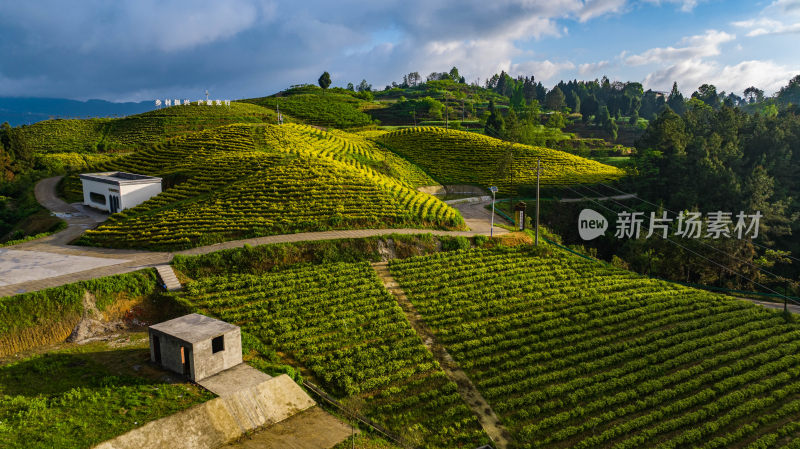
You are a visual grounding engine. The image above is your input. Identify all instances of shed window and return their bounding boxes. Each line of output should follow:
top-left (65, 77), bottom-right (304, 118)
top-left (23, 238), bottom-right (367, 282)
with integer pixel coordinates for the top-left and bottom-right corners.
top-left (212, 335), bottom-right (224, 353)
top-left (90, 192), bottom-right (106, 205)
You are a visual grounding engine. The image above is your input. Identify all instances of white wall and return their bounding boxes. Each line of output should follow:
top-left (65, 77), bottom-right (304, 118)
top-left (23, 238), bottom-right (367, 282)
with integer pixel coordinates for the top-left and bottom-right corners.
top-left (81, 179), bottom-right (114, 212)
top-left (120, 182), bottom-right (162, 210)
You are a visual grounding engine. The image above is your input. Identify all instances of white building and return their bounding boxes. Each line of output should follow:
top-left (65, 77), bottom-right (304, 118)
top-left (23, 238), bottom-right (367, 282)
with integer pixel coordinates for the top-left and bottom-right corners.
top-left (79, 171), bottom-right (162, 213)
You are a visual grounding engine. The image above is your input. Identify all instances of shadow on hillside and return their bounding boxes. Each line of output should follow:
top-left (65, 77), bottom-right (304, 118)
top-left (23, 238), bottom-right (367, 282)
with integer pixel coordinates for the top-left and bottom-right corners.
top-left (0, 348), bottom-right (179, 397)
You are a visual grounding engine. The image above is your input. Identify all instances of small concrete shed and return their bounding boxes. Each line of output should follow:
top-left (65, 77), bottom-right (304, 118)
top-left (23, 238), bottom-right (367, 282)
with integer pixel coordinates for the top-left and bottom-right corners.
top-left (149, 313), bottom-right (242, 382)
top-left (79, 171), bottom-right (162, 213)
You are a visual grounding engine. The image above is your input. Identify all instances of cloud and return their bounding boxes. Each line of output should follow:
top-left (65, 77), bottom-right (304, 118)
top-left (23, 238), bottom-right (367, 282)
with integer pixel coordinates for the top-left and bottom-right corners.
top-left (578, 60), bottom-right (611, 75)
top-left (641, 0), bottom-right (705, 12)
top-left (0, 0), bottom-right (634, 100)
top-left (732, 0), bottom-right (800, 37)
top-left (643, 59), bottom-right (798, 95)
top-left (577, 0), bottom-right (627, 22)
top-left (624, 30), bottom-right (735, 66)
top-left (511, 60), bottom-right (576, 82)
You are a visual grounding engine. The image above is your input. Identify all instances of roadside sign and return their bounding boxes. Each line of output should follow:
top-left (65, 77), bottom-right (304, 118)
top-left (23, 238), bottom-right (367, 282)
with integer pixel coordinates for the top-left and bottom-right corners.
top-left (489, 186), bottom-right (498, 193)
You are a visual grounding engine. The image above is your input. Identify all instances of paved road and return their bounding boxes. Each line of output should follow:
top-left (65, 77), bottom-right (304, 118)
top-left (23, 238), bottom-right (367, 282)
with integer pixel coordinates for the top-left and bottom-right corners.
top-left (559, 193), bottom-right (637, 203)
top-left (0, 179), bottom-right (509, 296)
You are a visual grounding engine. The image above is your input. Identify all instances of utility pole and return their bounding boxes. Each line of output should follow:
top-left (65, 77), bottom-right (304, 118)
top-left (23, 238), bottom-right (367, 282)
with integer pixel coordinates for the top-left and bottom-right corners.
top-left (445, 100), bottom-right (449, 129)
top-left (535, 158), bottom-right (541, 245)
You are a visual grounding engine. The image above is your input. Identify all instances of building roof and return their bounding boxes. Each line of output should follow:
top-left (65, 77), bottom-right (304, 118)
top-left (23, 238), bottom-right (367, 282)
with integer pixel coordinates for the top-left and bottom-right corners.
top-left (149, 313), bottom-right (238, 344)
top-left (79, 171), bottom-right (162, 186)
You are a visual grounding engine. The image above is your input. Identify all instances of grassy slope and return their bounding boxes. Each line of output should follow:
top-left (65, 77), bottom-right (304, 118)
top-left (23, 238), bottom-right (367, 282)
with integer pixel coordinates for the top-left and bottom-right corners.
top-left (64, 124), bottom-right (461, 250)
top-left (242, 89), bottom-right (373, 128)
top-left (0, 270), bottom-right (162, 357)
top-left (376, 126), bottom-right (625, 190)
top-left (389, 245), bottom-right (800, 448)
top-left (0, 336), bottom-right (213, 449)
top-left (15, 102), bottom-right (278, 155)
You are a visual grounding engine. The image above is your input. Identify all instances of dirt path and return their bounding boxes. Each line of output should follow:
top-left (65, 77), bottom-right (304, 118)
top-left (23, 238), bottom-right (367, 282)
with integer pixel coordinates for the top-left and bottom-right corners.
top-left (371, 261), bottom-right (512, 449)
top-left (222, 406), bottom-right (353, 449)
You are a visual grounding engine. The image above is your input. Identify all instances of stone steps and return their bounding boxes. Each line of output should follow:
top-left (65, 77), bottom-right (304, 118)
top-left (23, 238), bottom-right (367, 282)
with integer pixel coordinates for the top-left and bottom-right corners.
top-left (155, 265), bottom-right (182, 291)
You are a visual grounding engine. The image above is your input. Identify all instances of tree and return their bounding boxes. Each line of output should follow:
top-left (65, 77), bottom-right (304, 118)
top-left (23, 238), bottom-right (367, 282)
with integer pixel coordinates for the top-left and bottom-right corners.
top-left (692, 84), bottom-right (720, 108)
top-left (569, 91), bottom-right (581, 115)
top-left (546, 112), bottom-right (566, 129)
top-left (357, 79), bottom-right (372, 92)
top-left (743, 86), bottom-right (764, 104)
top-left (545, 87), bottom-right (566, 111)
top-left (596, 105), bottom-right (611, 125)
top-left (667, 82), bottom-right (686, 115)
top-left (448, 67), bottom-right (460, 82)
top-left (484, 99), bottom-right (505, 139)
top-left (777, 74), bottom-right (800, 106)
top-left (580, 94), bottom-right (599, 122)
top-left (318, 72), bottom-right (331, 92)
top-left (346, 82), bottom-right (354, 91)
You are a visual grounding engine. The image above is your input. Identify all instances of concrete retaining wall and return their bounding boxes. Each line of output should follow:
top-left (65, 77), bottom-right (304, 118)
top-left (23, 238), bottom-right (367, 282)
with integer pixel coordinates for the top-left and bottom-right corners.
top-left (94, 374), bottom-right (315, 449)
top-left (417, 185), bottom-right (487, 196)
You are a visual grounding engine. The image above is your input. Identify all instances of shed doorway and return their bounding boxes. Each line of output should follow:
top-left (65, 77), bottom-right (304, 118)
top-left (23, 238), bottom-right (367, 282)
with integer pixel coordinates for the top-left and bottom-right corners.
top-left (181, 346), bottom-right (190, 376)
top-left (153, 335), bottom-right (161, 364)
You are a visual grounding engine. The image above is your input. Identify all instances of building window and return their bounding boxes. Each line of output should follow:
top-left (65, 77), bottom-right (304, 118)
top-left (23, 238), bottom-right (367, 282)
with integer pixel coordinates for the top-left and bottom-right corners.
top-left (89, 192), bottom-right (106, 205)
top-left (212, 335), bottom-right (224, 353)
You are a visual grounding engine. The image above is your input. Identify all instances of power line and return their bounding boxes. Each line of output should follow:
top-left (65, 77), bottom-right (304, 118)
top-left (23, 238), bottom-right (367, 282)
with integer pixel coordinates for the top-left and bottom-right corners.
top-left (596, 181), bottom-right (800, 265)
top-left (561, 185), bottom-right (799, 306)
top-left (577, 183), bottom-right (791, 284)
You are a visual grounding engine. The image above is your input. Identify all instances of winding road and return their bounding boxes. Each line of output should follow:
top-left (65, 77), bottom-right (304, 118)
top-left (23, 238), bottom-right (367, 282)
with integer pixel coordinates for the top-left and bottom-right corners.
top-left (0, 177), bottom-right (509, 296)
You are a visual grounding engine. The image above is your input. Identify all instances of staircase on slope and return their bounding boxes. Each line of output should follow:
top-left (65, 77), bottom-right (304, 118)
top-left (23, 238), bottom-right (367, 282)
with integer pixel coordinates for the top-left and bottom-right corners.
top-left (155, 265), bottom-right (182, 291)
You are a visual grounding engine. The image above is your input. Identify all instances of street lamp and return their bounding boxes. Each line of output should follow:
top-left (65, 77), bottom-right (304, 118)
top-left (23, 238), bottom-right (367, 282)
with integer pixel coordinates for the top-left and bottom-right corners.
top-left (489, 186), bottom-right (498, 237)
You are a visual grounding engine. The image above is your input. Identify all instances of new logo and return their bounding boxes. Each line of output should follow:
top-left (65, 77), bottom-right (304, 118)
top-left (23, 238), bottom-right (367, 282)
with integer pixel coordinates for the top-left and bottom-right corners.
top-left (579, 209), bottom-right (608, 240)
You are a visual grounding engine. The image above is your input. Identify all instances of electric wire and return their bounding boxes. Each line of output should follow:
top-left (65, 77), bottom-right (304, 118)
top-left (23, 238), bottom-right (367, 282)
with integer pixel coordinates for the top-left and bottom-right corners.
top-left (560, 184), bottom-right (799, 305)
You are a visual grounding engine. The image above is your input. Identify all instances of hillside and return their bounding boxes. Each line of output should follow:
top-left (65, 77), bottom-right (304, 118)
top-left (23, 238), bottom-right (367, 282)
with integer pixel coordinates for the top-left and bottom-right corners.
top-left (13, 101), bottom-right (278, 155)
top-left (182, 261), bottom-right (489, 447)
top-left (389, 245), bottom-right (800, 447)
top-left (375, 126), bottom-right (625, 190)
top-left (63, 124), bottom-right (461, 250)
top-left (242, 85), bottom-right (373, 128)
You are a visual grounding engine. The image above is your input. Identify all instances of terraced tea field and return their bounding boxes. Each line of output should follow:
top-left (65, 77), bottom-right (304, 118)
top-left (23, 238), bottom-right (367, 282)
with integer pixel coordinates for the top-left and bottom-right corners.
top-left (376, 127), bottom-right (624, 189)
top-left (243, 91), bottom-right (373, 128)
top-left (182, 262), bottom-right (490, 447)
top-left (15, 102), bottom-right (277, 154)
top-left (389, 246), bottom-right (800, 448)
top-left (67, 124), bottom-right (461, 250)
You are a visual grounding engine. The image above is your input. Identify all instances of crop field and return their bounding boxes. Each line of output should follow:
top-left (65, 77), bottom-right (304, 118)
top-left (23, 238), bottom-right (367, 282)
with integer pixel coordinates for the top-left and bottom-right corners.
top-left (14, 102), bottom-right (277, 154)
top-left (182, 262), bottom-right (489, 447)
top-left (389, 246), bottom-right (800, 448)
top-left (243, 92), bottom-right (373, 128)
top-left (376, 127), bottom-right (624, 189)
top-left (68, 124), bottom-right (462, 250)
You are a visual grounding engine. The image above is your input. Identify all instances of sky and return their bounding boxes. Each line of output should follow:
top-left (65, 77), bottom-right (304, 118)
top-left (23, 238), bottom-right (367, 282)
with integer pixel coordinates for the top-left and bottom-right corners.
top-left (0, 0), bottom-right (798, 102)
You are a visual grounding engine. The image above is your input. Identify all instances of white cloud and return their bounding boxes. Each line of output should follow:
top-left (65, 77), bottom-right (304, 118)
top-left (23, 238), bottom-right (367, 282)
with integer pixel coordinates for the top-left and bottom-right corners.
top-left (578, 60), bottom-right (611, 75)
top-left (732, 0), bottom-right (800, 37)
top-left (641, 0), bottom-right (704, 12)
top-left (643, 59), bottom-right (798, 95)
top-left (511, 60), bottom-right (576, 82)
top-left (624, 30), bottom-right (735, 66)
top-left (577, 0), bottom-right (627, 22)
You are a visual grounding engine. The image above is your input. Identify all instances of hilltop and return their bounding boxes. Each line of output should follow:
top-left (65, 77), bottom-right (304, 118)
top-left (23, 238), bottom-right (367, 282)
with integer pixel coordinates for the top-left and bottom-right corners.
top-left (61, 124), bottom-right (462, 250)
top-left (375, 126), bottom-right (624, 190)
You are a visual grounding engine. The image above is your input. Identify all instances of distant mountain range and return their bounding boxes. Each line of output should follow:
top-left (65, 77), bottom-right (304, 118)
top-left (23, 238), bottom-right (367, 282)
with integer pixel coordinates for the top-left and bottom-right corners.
top-left (0, 97), bottom-right (156, 126)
